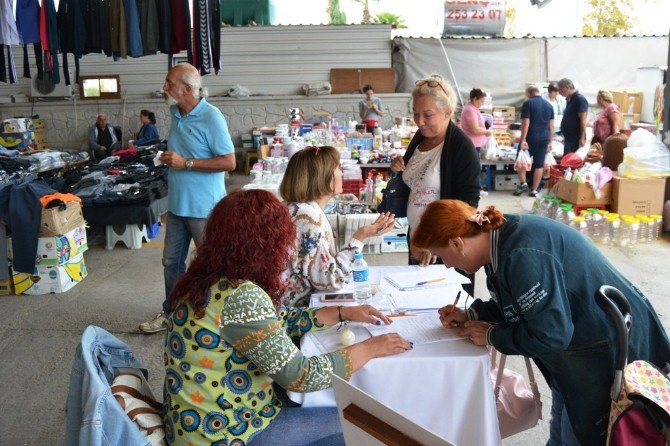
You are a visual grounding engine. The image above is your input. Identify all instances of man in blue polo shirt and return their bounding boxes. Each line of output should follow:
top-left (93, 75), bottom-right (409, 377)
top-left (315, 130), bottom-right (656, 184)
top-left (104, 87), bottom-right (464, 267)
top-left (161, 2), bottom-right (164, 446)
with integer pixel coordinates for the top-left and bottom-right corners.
top-left (513, 85), bottom-right (554, 197)
top-left (140, 63), bottom-right (236, 334)
top-left (558, 78), bottom-right (588, 154)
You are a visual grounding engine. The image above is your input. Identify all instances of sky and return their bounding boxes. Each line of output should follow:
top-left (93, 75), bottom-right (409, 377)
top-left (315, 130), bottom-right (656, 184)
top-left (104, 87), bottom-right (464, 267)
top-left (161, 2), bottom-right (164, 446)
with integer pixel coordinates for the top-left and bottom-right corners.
top-left (273, 0), bottom-right (670, 38)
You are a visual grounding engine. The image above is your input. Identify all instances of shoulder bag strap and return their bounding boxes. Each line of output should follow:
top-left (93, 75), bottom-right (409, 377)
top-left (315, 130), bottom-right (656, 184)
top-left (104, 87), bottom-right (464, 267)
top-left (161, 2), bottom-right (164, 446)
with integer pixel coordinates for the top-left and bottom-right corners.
top-left (494, 352), bottom-right (507, 399)
top-left (523, 357), bottom-right (543, 419)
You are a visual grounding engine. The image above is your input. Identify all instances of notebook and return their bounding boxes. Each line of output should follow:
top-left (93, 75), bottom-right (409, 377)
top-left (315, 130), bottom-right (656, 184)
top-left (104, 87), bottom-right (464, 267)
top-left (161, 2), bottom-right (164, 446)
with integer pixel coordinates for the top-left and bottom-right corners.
top-left (385, 267), bottom-right (470, 292)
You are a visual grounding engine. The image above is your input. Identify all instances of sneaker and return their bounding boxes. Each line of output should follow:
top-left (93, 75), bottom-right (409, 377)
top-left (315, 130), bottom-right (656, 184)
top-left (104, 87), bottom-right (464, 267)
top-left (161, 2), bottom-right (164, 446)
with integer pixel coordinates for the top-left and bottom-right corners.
top-left (139, 313), bottom-right (167, 334)
top-left (512, 183), bottom-right (529, 196)
top-left (529, 190), bottom-right (538, 197)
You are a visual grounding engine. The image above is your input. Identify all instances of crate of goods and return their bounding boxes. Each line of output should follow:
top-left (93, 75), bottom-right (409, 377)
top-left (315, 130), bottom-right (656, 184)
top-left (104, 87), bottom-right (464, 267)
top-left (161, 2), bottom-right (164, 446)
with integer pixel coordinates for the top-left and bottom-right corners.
top-left (610, 90), bottom-right (643, 115)
top-left (495, 173), bottom-right (520, 191)
top-left (381, 229), bottom-right (408, 253)
top-left (0, 277), bottom-right (13, 296)
top-left (346, 137), bottom-right (374, 150)
top-left (492, 130), bottom-right (511, 147)
top-left (2, 117), bottom-right (33, 133)
top-left (12, 253), bottom-right (87, 295)
top-left (342, 179), bottom-right (364, 196)
top-left (34, 226), bottom-right (88, 266)
top-left (0, 131), bottom-right (34, 150)
top-left (493, 106), bottom-right (516, 122)
top-left (40, 201), bottom-right (86, 237)
top-left (554, 178), bottom-right (612, 206)
top-left (611, 176), bottom-right (666, 215)
top-left (548, 165), bottom-right (567, 190)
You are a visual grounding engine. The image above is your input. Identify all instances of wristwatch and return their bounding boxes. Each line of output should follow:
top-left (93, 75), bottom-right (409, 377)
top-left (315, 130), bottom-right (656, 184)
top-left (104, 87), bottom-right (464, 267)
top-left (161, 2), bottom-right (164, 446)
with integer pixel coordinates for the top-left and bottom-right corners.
top-left (185, 158), bottom-right (194, 170)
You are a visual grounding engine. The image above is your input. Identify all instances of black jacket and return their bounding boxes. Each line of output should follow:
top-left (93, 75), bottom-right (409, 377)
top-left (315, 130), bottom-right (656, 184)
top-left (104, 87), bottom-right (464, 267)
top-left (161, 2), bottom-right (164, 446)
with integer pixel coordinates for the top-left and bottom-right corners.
top-left (403, 119), bottom-right (481, 208)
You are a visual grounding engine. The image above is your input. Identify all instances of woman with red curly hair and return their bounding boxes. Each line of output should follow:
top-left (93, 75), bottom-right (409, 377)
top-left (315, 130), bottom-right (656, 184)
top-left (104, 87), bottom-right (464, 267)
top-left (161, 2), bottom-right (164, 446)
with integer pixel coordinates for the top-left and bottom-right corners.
top-left (163, 189), bottom-right (411, 446)
top-left (411, 199), bottom-right (670, 445)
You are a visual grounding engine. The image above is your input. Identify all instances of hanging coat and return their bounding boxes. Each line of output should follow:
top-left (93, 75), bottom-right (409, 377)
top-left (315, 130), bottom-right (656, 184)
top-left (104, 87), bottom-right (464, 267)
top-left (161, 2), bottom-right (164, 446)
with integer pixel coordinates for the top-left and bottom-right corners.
top-left (123, 0), bottom-right (143, 57)
top-left (192, 0), bottom-right (220, 75)
top-left (154, 0), bottom-right (170, 54)
top-left (15, 0), bottom-right (40, 44)
top-left (109, 0), bottom-right (127, 58)
top-left (168, 0), bottom-right (190, 56)
top-left (40, 0), bottom-right (60, 83)
top-left (137, 0), bottom-right (158, 55)
top-left (0, 0), bottom-right (20, 45)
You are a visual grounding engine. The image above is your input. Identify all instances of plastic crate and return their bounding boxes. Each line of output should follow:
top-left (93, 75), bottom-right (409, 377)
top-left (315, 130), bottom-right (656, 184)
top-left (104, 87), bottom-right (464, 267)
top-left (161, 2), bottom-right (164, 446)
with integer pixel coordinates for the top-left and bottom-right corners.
top-left (342, 179), bottom-right (364, 196)
top-left (548, 165), bottom-right (567, 190)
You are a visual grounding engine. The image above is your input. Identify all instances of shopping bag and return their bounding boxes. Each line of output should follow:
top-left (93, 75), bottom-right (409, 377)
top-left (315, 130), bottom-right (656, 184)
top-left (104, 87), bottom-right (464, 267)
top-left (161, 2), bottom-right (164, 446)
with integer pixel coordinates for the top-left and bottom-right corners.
top-left (377, 173), bottom-right (410, 218)
top-left (514, 150), bottom-right (532, 172)
top-left (542, 153), bottom-right (557, 179)
top-left (483, 135), bottom-right (499, 160)
top-left (490, 348), bottom-right (542, 438)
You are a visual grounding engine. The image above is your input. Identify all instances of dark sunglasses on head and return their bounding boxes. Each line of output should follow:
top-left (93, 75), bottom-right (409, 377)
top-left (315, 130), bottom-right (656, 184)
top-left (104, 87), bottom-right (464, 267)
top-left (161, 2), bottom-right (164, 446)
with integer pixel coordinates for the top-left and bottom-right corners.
top-left (415, 79), bottom-right (448, 97)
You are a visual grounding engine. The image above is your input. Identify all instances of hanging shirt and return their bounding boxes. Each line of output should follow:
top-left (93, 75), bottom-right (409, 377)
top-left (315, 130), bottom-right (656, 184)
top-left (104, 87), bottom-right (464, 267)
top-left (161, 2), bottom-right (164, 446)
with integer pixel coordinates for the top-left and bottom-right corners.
top-left (403, 142), bottom-right (443, 229)
top-left (137, 0), bottom-right (158, 54)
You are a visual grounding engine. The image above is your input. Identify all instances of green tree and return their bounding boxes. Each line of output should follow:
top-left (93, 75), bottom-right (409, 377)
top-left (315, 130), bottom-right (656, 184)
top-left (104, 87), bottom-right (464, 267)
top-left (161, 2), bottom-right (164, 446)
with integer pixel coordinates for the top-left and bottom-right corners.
top-left (353, 0), bottom-right (380, 24)
top-left (327, 0), bottom-right (347, 25)
top-left (373, 12), bottom-right (407, 29)
top-left (582, 0), bottom-right (635, 36)
top-left (504, 5), bottom-right (517, 38)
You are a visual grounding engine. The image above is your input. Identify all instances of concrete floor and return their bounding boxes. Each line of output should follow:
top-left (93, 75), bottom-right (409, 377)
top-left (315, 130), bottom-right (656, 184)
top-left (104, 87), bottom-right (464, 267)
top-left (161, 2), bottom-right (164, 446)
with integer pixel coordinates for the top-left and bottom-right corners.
top-left (1, 172), bottom-right (668, 445)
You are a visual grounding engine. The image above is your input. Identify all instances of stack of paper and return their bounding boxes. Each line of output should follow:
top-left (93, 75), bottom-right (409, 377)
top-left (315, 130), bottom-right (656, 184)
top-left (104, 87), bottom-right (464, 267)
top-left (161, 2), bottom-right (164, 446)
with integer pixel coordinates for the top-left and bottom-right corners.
top-left (385, 267), bottom-right (470, 292)
top-left (367, 313), bottom-right (461, 345)
top-left (388, 286), bottom-right (465, 313)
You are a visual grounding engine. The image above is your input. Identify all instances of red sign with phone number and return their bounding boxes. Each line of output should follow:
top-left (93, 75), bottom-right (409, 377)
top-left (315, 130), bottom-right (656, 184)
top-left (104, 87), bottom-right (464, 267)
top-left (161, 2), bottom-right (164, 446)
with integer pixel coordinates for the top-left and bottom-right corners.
top-left (443, 0), bottom-right (506, 37)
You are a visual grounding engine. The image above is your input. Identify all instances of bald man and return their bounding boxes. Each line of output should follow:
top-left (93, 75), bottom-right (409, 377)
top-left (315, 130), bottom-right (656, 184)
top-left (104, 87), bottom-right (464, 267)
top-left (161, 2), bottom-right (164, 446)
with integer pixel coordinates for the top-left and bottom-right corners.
top-left (140, 63), bottom-right (236, 334)
top-left (88, 113), bottom-right (119, 161)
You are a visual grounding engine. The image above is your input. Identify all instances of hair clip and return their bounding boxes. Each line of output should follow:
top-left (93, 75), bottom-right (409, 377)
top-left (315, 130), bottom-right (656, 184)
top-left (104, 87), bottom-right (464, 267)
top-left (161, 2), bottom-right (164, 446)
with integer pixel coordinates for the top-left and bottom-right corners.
top-left (467, 211), bottom-right (490, 226)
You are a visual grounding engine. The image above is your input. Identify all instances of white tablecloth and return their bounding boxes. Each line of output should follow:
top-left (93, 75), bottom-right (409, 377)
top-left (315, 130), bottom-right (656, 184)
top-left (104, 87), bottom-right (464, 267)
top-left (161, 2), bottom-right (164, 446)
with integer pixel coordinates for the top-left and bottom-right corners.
top-left (295, 265), bottom-right (502, 446)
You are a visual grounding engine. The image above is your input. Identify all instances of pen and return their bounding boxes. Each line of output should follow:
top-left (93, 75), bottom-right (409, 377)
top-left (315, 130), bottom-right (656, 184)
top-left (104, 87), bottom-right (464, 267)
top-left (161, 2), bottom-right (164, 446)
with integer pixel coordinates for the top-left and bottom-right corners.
top-left (416, 277), bottom-right (446, 286)
top-left (447, 291), bottom-right (462, 315)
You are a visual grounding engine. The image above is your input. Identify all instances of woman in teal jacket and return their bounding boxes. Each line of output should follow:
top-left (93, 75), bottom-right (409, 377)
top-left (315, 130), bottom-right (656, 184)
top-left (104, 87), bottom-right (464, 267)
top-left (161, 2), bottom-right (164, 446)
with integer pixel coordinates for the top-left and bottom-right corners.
top-left (411, 199), bottom-right (670, 446)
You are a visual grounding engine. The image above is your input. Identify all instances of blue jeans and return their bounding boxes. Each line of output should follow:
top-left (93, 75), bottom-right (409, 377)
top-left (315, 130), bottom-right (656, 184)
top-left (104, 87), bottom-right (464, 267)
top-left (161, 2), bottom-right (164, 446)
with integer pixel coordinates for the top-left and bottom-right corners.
top-left (546, 381), bottom-right (580, 446)
top-left (162, 212), bottom-right (207, 315)
top-left (249, 407), bottom-right (344, 446)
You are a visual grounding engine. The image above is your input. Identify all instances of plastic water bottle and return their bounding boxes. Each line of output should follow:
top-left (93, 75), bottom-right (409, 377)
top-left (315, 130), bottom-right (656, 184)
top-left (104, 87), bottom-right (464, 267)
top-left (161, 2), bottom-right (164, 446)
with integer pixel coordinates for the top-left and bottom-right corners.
top-left (352, 251), bottom-right (372, 304)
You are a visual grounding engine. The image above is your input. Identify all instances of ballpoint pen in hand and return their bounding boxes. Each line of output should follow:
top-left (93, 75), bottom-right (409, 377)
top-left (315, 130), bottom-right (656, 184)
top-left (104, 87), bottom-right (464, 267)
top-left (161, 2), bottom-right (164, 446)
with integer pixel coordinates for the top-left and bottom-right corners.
top-left (448, 291), bottom-right (462, 315)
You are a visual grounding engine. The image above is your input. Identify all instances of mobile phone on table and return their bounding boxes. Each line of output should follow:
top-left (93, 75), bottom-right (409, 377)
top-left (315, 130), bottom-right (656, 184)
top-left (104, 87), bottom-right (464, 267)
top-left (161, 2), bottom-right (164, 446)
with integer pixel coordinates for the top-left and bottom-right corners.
top-left (319, 293), bottom-right (355, 303)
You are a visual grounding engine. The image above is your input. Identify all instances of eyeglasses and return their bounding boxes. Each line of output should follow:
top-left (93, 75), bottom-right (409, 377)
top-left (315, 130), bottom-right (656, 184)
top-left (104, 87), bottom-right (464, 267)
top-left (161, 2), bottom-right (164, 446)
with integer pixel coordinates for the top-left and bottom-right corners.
top-left (415, 79), bottom-right (448, 97)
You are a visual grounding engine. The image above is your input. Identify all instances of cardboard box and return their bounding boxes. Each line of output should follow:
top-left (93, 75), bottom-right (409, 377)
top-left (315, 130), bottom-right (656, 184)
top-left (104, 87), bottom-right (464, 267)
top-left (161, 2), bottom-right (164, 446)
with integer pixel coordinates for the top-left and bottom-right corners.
top-left (32, 118), bottom-right (45, 130)
top-left (493, 106), bottom-right (516, 121)
top-left (12, 253), bottom-right (87, 295)
top-left (2, 118), bottom-right (33, 133)
top-left (611, 90), bottom-right (643, 115)
top-left (619, 113), bottom-right (641, 130)
top-left (257, 144), bottom-right (270, 159)
top-left (40, 201), bottom-right (85, 236)
top-left (495, 174), bottom-right (520, 191)
top-left (611, 176), bottom-right (666, 216)
top-left (0, 131), bottom-right (34, 149)
top-left (554, 178), bottom-right (612, 205)
top-left (381, 229), bottom-right (409, 253)
top-left (35, 226), bottom-right (87, 266)
top-left (0, 278), bottom-right (13, 296)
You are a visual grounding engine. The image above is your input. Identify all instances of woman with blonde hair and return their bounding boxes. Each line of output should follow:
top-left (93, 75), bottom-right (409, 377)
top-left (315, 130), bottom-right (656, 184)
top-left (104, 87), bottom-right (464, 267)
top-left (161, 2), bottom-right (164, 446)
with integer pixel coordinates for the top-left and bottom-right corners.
top-left (411, 199), bottom-right (670, 446)
top-left (280, 146), bottom-right (395, 307)
top-left (592, 89), bottom-right (620, 144)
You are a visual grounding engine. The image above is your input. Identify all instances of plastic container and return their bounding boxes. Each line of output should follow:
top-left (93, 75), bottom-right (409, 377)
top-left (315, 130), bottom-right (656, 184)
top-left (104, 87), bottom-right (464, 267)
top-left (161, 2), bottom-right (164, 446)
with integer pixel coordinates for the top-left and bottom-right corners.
top-left (352, 252), bottom-right (372, 304)
top-left (572, 216), bottom-right (589, 238)
top-left (588, 208), bottom-right (603, 242)
top-left (651, 215), bottom-right (663, 240)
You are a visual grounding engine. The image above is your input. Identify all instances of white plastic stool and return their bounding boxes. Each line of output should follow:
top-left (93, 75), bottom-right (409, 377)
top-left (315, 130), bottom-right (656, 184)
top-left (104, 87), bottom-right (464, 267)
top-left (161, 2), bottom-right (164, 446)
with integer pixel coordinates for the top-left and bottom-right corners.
top-left (105, 224), bottom-right (150, 250)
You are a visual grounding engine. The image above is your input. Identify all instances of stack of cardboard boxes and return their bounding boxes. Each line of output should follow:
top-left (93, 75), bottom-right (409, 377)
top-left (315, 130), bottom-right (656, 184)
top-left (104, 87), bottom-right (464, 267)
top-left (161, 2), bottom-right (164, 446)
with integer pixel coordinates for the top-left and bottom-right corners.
top-left (10, 201), bottom-right (89, 295)
top-left (33, 118), bottom-right (47, 150)
top-left (0, 118), bottom-right (35, 151)
top-left (491, 106), bottom-right (515, 147)
top-left (610, 90), bottom-right (643, 129)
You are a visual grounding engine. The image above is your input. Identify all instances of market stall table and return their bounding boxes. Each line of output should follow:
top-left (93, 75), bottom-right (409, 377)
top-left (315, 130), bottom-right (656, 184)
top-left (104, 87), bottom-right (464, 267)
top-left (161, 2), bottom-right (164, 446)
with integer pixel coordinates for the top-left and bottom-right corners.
top-left (289, 265), bottom-right (501, 446)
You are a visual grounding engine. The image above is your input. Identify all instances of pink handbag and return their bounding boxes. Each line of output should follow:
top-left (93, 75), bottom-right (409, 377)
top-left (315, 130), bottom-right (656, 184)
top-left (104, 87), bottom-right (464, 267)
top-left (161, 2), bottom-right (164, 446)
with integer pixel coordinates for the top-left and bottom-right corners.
top-left (490, 348), bottom-right (543, 439)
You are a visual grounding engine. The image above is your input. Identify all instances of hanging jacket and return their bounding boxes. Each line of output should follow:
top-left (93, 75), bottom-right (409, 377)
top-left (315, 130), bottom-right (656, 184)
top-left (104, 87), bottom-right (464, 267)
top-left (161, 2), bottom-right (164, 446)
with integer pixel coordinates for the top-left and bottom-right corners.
top-left (123, 0), bottom-right (143, 57)
top-left (57, 0), bottom-right (86, 58)
top-left (192, 0), bottom-right (219, 75)
top-left (0, 178), bottom-right (56, 273)
top-left (40, 0), bottom-right (60, 83)
top-left (0, 0), bottom-right (20, 45)
top-left (15, 0), bottom-right (40, 43)
top-left (137, 0), bottom-right (158, 54)
top-left (168, 0), bottom-right (190, 56)
top-left (109, 0), bottom-right (127, 58)
top-left (154, 0), bottom-right (170, 53)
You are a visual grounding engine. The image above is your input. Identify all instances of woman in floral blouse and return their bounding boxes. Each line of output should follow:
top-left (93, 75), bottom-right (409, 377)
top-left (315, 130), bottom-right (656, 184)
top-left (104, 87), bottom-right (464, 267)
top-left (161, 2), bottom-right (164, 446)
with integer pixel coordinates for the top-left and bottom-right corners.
top-left (279, 146), bottom-right (396, 307)
top-left (163, 189), bottom-right (410, 446)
